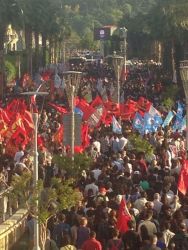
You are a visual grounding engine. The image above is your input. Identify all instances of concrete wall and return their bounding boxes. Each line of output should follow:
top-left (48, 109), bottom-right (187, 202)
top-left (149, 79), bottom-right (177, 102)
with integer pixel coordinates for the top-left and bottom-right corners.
top-left (0, 209), bottom-right (27, 250)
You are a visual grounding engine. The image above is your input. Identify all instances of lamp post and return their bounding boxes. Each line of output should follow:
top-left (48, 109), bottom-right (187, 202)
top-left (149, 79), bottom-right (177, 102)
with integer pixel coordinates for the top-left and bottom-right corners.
top-left (119, 27), bottom-right (128, 81)
top-left (21, 91), bottom-right (48, 250)
top-left (180, 60), bottom-right (188, 156)
top-left (16, 34), bottom-right (24, 79)
top-left (64, 71), bottom-right (82, 159)
top-left (112, 52), bottom-right (124, 105)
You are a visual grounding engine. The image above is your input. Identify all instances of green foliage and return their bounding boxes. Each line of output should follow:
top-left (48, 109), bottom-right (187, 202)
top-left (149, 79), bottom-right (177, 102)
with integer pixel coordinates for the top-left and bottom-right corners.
top-left (52, 178), bottom-right (82, 211)
top-left (11, 174), bottom-right (81, 225)
top-left (10, 172), bottom-right (32, 208)
top-left (80, 30), bottom-right (97, 50)
top-left (161, 84), bottom-right (179, 110)
top-left (53, 153), bottom-right (93, 178)
top-left (128, 133), bottom-right (154, 157)
top-left (162, 97), bottom-right (174, 111)
top-left (5, 60), bottom-right (17, 82)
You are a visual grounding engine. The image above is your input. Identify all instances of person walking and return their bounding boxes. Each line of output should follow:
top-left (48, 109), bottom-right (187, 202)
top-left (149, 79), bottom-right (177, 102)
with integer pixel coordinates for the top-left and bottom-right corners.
top-left (81, 231), bottom-right (102, 250)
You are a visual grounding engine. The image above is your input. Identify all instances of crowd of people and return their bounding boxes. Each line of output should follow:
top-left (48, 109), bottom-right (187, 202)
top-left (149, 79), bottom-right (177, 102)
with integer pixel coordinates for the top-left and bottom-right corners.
top-left (1, 59), bottom-right (188, 250)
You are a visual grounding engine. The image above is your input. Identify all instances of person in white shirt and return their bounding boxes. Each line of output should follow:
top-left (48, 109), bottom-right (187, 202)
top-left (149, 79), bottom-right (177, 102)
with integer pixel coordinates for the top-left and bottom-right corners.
top-left (153, 193), bottom-right (163, 215)
top-left (134, 191), bottom-right (148, 212)
top-left (118, 134), bottom-right (128, 151)
top-left (91, 165), bottom-right (101, 181)
top-left (92, 139), bottom-right (101, 154)
top-left (84, 177), bottom-right (99, 197)
top-left (14, 147), bottom-right (24, 163)
top-left (110, 135), bottom-right (119, 153)
top-left (170, 158), bottom-right (181, 176)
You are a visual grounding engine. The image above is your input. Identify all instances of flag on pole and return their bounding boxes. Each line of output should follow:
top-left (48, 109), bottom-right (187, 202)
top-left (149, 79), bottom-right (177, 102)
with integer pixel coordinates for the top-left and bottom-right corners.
top-left (116, 197), bottom-right (131, 233)
top-left (48, 103), bottom-right (67, 114)
top-left (112, 116), bottom-right (122, 134)
top-left (133, 112), bottom-right (144, 134)
top-left (148, 105), bottom-right (161, 117)
top-left (143, 112), bottom-right (163, 134)
top-left (179, 116), bottom-right (186, 131)
top-left (176, 101), bottom-right (184, 119)
top-left (178, 159), bottom-right (188, 195)
top-left (162, 111), bottom-right (174, 128)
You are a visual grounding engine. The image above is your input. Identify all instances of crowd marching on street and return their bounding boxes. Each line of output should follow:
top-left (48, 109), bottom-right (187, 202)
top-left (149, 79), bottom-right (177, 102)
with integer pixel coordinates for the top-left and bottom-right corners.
top-left (1, 58), bottom-right (188, 250)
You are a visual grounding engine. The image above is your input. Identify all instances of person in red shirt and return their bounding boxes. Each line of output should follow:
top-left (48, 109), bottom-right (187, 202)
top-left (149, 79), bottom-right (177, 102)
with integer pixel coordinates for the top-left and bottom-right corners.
top-left (81, 231), bottom-right (102, 250)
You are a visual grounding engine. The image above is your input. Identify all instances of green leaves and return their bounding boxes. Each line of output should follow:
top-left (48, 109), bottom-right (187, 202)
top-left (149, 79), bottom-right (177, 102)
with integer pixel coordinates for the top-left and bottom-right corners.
top-left (128, 133), bottom-right (154, 157)
top-left (52, 153), bottom-right (93, 178)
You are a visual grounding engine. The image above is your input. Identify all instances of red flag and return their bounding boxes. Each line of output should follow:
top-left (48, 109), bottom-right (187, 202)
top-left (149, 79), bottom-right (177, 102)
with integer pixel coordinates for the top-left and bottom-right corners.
top-left (87, 105), bottom-right (104, 127)
top-left (137, 97), bottom-right (152, 115)
top-left (41, 71), bottom-right (51, 81)
top-left (76, 98), bottom-right (90, 119)
top-left (178, 160), bottom-right (188, 195)
top-left (37, 135), bottom-right (45, 149)
top-left (5, 140), bottom-right (18, 156)
top-left (104, 101), bottom-right (120, 116)
top-left (74, 146), bottom-right (84, 153)
top-left (53, 125), bottom-right (63, 144)
top-left (122, 99), bottom-right (138, 120)
top-left (81, 123), bottom-right (89, 148)
top-left (0, 108), bottom-right (10, 124)
top-left (116, 198), bottom-right (131, 233)
top-left (5, 114), bottom-right (24, 141)
top-left (48, 102), bottom-right (67, 114)
top-left (5, 120), bottom-right (28, 156)
top-left (6, 99), bottom-right (27, 118)
top-left (91, 95), bottom-right (103, 108)
top-left (104, 113), bottom-right (113, 126)
top-left (22, 110), bottom-right (34, 133)
top-left (0, 119), bottom-right (7, 136)
top-left (11, 126), bottom-right (28, 145)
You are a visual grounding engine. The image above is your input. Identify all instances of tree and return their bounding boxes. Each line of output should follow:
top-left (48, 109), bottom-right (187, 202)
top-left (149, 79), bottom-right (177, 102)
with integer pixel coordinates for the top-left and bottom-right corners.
top-left (128, 133), bottom-right (154, 157)
top-left (52, 153), bottom-right (93, 177)
top-left (11, 172), bottom-right (82, 249)
top-left (0, 0), bottom-right (20, 98)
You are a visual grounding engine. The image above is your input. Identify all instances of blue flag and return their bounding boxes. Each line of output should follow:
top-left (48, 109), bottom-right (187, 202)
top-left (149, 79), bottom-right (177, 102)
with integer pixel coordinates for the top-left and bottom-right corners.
top-left (176, 101), bottom-right (184, 119)
top-left (143, 112), bottom-right (163, 134)
top-left (172, 116), bottom-right (183, 131)
top-left (178, 116), bottom-right (186, 132)
top-left (173, 102), bottom-right (184, 131)
top-left (74, 107), bottom-right (83, 117)
top-left (162, 111), bottom-right (174, 128)
top-left (133, 112), bottom-right (144, 134)
top-left (112, 116), bottom-right (122, 134)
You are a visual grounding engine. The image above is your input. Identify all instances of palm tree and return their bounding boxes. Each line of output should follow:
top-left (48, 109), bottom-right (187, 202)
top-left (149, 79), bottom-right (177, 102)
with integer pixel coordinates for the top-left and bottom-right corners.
top-left (0, 0), bottom-right (23, 99)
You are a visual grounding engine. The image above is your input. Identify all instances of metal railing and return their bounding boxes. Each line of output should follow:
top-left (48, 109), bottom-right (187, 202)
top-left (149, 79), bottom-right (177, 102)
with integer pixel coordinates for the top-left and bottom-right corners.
top-left (0, 187), bottom-right (13, 223)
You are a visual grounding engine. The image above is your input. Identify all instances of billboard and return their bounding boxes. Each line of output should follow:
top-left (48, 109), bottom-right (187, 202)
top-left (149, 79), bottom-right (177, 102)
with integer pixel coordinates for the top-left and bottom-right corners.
top-left (94, 27), bottom-right (111, 41)
top-left (63, 113), bottom-right (82, 146)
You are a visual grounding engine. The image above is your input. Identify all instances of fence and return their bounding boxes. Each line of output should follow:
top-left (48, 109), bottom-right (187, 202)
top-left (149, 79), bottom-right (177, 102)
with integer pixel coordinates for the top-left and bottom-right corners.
top-left (0, 187), bottom-right (28, 249)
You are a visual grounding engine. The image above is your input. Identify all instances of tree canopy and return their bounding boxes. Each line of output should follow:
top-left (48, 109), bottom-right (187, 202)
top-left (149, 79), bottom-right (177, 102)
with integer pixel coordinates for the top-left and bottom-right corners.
top-left (0, 0), bottom-right (188, 76)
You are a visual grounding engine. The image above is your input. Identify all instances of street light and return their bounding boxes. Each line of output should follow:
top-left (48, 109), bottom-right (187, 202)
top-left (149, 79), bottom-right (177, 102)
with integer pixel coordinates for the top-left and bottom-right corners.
top-left (63, 71), bottom-right (82, 159)
top-left (21, 91), bottom-right (48, 250)
top-left (119, 27), bottom-right (128, 81)
top-left (180, 60), bottom-right (188, 156)
top-left (112, 52), bottom-right (124, 105)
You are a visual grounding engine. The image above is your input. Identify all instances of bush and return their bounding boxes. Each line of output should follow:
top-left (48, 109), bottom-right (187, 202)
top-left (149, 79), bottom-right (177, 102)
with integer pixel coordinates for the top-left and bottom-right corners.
top-left (53, 153), bottom-right (93, 178)
top-left (5, 60), bottom-right (17, 83)
top-left (128, 133), bottom-right (154, 157)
